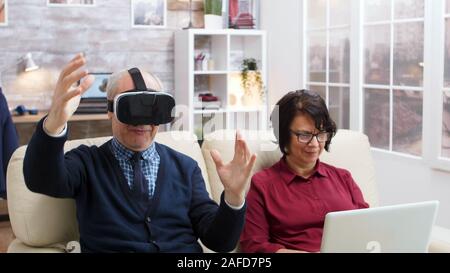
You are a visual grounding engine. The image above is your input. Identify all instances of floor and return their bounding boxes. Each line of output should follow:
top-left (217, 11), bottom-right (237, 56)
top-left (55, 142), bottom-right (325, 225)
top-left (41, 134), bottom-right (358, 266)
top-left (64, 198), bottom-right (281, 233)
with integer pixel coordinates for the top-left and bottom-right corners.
top-left (0, 221), bottom-right (13, 253)
top-left (0, 200), bottom-right (15, 253)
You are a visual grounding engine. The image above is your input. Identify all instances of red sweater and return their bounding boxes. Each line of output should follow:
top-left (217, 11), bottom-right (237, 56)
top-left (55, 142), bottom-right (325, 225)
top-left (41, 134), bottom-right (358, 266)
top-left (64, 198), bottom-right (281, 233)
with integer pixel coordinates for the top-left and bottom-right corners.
top-left (240, 158), bottom-right (369, 253)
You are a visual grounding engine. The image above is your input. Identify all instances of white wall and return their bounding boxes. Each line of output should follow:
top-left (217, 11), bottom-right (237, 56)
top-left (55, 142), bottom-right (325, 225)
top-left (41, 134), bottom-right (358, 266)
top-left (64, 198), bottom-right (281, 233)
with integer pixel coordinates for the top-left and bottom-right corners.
top-left (373, 151), bottom-right (450, 228)
top-left (260, 0), bottom-right (302, 109)
top-left (261, 0), bottom-right (450, 229)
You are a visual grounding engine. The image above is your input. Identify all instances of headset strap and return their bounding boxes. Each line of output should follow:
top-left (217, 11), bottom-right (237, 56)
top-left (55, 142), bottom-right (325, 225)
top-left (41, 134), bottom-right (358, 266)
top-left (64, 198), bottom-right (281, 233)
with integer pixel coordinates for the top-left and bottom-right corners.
top-left (107, 100), bottom-right (114, 112)
top-left (107, 68), bottom-right (155, 112)
top-left (128, 67), bottom-right (147, 91)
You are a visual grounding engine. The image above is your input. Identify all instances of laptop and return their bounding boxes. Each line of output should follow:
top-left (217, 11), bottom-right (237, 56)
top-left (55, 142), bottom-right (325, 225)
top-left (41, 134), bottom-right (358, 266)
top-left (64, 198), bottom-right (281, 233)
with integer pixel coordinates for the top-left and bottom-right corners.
top-left (75, 73), bottom-right (111, 114)
top-left (320, 201), bottom-right (439, 253)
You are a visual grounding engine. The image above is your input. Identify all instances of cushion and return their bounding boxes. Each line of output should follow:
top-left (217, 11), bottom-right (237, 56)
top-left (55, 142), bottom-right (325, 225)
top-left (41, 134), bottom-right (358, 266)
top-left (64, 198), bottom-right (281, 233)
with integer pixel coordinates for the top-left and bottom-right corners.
top-left (201, 129), bottom-right (379, 207)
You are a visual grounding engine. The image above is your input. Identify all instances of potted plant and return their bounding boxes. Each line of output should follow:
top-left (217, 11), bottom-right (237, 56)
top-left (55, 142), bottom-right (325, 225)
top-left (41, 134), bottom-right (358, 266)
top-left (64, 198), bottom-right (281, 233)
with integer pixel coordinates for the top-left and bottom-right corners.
top-left (240, 58), bottom-right (264, 106)
top-left (204, 0), bottom-right (223, 29)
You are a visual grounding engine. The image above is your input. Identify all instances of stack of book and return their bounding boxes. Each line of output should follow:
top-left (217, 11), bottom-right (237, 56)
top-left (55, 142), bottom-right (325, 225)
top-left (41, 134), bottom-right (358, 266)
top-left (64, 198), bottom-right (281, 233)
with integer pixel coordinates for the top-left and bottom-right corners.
top-left (194, 92), bottom-right (222, 110)
top-left (194, 100), bottom-right (222, 110)
top-left (232, 13), bottom-right (255, 29)
top-left (75, 98), bottom-right (108, 114)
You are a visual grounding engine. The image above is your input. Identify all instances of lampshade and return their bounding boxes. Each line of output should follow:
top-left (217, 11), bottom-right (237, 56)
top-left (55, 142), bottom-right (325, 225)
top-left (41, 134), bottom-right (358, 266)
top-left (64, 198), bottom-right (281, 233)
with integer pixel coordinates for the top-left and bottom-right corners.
top-left (23, 53), bottom-right (39, 72)
top-left (0, 52), bottom-right (40, 87)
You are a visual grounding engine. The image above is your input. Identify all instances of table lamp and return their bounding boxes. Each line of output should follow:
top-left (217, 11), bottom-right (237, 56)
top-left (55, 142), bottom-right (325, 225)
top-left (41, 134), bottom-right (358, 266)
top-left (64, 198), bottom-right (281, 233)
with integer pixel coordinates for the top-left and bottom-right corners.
top-left (0, 52), bottom-right (39, 86)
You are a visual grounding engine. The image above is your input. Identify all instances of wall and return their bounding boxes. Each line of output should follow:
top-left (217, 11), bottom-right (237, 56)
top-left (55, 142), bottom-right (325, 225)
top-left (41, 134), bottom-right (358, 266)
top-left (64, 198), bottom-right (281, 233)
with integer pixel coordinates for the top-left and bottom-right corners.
top-left (260, 0), bottom-right (301, 109)
top-left (373, 151), bottom-right (450, 228)
top-left (261, 0), bottom-right (450, 229)
top-left (0, 0), bottom-right (202, 110)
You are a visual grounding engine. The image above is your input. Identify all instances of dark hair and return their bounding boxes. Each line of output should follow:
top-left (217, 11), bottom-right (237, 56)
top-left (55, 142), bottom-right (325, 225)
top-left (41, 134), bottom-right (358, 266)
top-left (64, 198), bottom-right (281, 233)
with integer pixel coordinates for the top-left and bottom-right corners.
top-left (271, 89), bottom-right (337, 155)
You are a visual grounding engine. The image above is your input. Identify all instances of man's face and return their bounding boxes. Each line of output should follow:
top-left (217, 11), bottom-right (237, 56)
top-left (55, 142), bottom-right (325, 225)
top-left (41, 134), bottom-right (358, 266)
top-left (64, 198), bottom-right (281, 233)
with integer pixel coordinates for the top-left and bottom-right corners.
top-left (108, 74), bottom-right (159, 152)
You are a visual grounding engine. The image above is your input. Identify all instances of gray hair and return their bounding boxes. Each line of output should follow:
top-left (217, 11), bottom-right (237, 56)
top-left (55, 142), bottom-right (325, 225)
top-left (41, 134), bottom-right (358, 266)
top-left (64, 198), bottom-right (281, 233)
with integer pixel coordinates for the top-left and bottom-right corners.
top-left (106, 68), bottom-right (164, 100)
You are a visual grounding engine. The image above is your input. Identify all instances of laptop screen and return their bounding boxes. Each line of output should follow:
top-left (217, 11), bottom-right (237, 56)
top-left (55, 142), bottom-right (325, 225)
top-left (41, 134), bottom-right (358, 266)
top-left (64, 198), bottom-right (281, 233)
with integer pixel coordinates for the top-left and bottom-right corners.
top-left (81, 73), bottom-right (111, 99)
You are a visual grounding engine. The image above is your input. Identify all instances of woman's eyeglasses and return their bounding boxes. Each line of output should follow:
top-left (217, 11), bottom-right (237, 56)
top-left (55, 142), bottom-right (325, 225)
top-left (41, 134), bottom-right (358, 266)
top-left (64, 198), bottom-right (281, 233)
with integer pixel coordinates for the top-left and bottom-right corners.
top-left (290, 130), bottom-right (329, 144)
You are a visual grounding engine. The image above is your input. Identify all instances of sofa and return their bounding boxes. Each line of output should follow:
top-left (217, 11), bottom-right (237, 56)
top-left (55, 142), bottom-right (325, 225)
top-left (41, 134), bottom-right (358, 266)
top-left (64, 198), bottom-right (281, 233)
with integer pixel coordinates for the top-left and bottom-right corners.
top-left (6, 129), bottom-right (450, 252)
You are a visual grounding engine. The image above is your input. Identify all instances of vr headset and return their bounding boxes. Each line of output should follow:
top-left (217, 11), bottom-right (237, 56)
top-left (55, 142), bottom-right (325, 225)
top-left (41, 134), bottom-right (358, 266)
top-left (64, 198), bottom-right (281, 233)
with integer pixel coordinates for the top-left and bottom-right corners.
top-left (107, 68), bottom-right (175, 126)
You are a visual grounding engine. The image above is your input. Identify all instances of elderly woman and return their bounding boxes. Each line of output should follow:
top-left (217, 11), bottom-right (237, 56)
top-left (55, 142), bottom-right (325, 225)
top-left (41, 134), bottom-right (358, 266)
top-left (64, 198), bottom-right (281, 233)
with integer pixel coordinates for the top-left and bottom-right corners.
top-left (240, 90), bottom-right (369, 253)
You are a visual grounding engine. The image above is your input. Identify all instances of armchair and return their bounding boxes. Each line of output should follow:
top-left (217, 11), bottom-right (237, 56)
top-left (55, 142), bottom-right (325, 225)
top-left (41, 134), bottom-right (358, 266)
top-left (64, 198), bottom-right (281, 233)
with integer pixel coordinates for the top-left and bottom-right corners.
top-left (200, 130), bottom-right (449, 253)
top-left (6, 131), bottom-right (209, 252)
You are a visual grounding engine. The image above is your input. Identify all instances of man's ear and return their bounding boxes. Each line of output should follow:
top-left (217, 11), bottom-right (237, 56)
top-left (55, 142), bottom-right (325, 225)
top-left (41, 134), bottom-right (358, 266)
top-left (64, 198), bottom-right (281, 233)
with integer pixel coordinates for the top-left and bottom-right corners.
top-left (107, 112), bottom-right (113, 120)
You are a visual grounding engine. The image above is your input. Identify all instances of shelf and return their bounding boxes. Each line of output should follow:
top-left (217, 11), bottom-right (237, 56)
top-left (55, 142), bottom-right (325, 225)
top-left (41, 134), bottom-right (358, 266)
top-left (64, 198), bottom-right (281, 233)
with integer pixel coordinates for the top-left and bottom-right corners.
top-left (187, 29), bottom-right (266, 36)
top-left (194, 70), bottom-right (228, 75)
top-left (194, 34), bottom-right (228, 71)
top-left (13, 113), bottom-right (112, 146)
top-left (193, 108), bottom-right (265, 115)
top-left (194, 108), bottom-right (227, 114)
top-left (229, 70), bottom-right (263, 76)
top-left (12, 112), bottom-right (109, 124)
top-left (175, 29), bottom-right (267, 135)
top-left (227, 107), bottom-right (264, 113)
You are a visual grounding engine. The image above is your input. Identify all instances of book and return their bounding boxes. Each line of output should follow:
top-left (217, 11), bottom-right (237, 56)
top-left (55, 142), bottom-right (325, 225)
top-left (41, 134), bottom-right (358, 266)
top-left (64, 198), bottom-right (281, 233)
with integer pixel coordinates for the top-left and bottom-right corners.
top-left (194, 100), bottom-right (222, 109)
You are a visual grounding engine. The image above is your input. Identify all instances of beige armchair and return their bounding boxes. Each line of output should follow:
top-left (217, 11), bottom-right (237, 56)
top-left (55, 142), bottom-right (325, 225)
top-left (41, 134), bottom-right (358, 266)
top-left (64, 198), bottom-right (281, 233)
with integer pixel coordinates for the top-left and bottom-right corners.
top-left (6, 129), bottom-right (450, 252)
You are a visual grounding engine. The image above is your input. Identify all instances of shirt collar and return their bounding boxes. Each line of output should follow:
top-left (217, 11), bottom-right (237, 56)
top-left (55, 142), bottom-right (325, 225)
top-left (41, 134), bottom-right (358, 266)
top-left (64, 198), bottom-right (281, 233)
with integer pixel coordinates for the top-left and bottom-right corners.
top-left (111, 137), bottom-right (157, 161)
top-left (278, 157), bottom-right (328, 185)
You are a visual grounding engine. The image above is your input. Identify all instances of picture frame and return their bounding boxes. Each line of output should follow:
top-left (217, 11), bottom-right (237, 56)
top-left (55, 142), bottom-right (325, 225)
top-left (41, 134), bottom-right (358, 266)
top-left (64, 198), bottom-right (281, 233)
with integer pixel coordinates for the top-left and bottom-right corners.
top-left (47, 0), bottom-right (95, 7)
top-left (131, 0), bottom-right (167, 28)
top-left (0, 0), bottom-right (7, 26)
top-left (228, 0), bottom-right (260, 29)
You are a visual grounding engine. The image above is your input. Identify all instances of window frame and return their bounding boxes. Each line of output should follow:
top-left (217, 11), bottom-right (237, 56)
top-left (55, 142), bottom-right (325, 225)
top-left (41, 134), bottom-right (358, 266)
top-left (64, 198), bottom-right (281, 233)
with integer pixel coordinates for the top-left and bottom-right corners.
top-left (362, 0), bottom-right (425, 158)
top-left (425, 0), bottom-right (450, 171)
top-left (304, 0), bottom-right (352, 130)
top-left (302, 0), bottom-right (450, 172)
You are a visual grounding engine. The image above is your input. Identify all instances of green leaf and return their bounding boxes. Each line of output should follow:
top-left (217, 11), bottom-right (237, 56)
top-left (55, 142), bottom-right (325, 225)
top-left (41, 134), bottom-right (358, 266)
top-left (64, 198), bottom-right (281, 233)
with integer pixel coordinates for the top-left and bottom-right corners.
top-left (204, 0), bottom-right (222, 15)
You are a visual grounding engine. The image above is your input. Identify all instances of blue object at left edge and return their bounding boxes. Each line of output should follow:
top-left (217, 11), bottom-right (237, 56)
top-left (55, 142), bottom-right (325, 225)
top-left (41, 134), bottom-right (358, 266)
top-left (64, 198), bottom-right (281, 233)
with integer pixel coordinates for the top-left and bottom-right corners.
top-left (0, 87), bottom-right (19, 199)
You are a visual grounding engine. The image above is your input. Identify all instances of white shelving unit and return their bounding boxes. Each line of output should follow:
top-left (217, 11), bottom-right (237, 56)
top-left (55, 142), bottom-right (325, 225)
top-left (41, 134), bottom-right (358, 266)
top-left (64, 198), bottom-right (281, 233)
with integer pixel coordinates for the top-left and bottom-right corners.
top-left (174, 29), bottom-right (268, 140)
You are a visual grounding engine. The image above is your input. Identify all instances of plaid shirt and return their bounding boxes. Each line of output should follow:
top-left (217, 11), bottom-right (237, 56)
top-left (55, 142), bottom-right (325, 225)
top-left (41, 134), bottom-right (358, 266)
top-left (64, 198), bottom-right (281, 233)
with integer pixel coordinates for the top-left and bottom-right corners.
top-left (110, 138), bottom-right (160, 197)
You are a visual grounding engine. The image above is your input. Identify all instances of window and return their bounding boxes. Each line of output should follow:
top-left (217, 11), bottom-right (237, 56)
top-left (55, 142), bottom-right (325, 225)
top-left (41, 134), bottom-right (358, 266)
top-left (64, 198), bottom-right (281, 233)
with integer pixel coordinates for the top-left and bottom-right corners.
top-left (363, 0), bottom-right (424, 157)
top-left (443, 92), bottom-right (450, 158)
top-left (442, 0), bottom-right (450, 159)
top-left (306, 0), bottom-right (351, 129)
top-left (303, 0), bottom-right (450, 165)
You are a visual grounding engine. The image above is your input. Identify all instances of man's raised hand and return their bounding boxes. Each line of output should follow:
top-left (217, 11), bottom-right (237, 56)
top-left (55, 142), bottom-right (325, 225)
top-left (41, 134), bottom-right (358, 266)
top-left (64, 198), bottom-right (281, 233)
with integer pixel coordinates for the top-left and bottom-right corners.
top-left (45, 53), bottom-right (95, 135)
top-left (210, 131), bottom-right (257, 207)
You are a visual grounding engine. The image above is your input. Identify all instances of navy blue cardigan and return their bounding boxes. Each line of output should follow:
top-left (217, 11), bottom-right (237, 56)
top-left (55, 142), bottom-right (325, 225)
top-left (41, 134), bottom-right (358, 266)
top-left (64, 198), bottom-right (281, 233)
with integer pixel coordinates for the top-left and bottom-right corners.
top-left (23, 118), bottom-right (245, 253)
top-left (0, 89), bottom-right (18, 198)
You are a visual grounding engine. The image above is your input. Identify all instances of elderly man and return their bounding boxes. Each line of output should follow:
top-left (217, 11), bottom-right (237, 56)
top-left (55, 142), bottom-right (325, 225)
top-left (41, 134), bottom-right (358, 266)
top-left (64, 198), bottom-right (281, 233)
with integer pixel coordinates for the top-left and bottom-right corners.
top-left (23, 53), bottom-right (256, 253)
